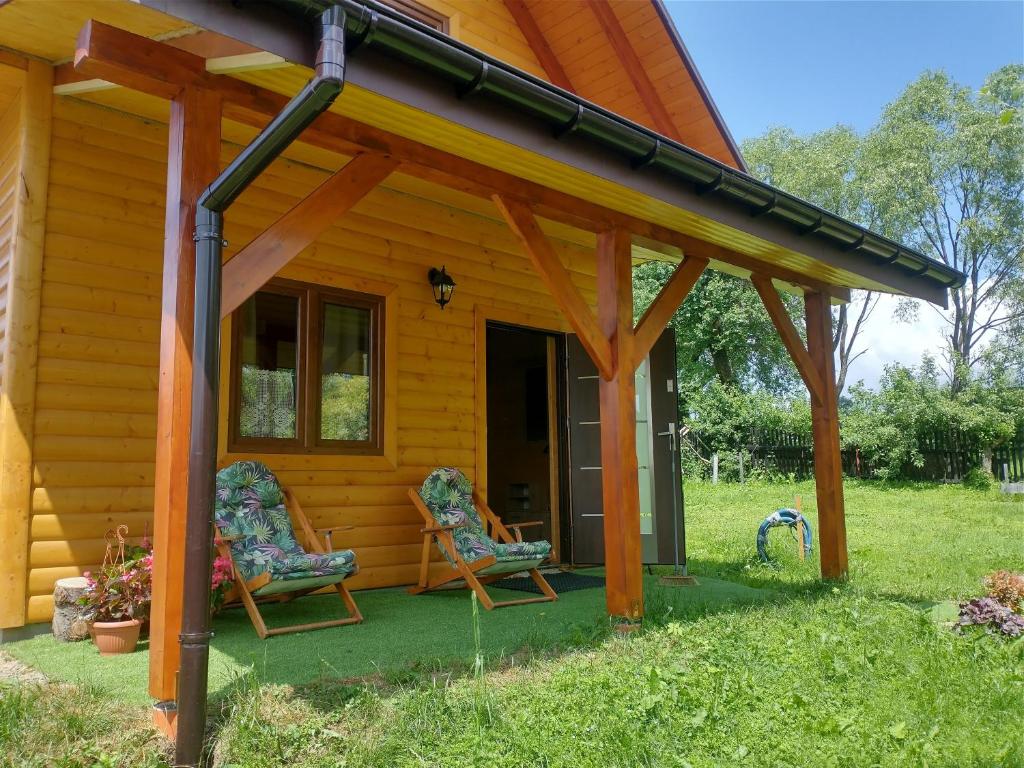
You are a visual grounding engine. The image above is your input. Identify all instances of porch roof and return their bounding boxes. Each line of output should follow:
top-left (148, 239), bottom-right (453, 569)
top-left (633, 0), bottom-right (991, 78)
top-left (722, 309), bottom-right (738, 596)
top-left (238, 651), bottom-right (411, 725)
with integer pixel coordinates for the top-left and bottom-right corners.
top-left (137, 0), bottom-right (964, 306)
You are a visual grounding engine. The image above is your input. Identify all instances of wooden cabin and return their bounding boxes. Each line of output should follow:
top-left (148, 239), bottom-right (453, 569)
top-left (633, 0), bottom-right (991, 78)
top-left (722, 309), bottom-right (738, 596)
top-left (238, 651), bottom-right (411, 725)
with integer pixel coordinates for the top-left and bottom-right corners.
top-left (0, 0), bottom-right (961, 738)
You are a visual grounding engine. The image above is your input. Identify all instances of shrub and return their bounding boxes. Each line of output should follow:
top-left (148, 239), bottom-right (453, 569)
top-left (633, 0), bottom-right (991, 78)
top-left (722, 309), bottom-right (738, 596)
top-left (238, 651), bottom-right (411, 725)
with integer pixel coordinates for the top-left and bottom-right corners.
top-left (984, 570), bottom-right (1024, 613)
top-left (963, 468), bottom-right (994, 490)
top-left (957, 597), bottom-right (1024, 637)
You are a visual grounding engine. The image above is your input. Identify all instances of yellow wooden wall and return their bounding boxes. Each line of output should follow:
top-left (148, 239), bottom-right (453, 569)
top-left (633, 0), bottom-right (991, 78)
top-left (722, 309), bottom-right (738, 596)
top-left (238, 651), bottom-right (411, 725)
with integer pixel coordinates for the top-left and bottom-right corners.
top-left (23, 95), bottom-right (598, 623)
top-left (412, 0), bottom-right (546, 77)
top-left (0, 96), bottom-right (20, 390)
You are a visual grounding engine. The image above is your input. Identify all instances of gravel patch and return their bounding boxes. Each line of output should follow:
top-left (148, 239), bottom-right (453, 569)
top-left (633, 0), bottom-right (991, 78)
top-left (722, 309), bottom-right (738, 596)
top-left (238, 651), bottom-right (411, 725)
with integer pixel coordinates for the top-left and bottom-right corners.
top-left (0, 650), bottom-right (47, 685)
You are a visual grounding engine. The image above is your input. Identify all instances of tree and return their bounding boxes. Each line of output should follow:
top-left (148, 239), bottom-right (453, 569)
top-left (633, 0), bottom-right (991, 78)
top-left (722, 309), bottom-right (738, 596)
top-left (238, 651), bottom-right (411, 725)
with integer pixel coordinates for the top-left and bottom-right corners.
top-left (633, 264), bottom-right (802, 396)
top-left (743, 126), bottom-right (880, 396)
top-left (862, 65), bottom-right (1024, 391)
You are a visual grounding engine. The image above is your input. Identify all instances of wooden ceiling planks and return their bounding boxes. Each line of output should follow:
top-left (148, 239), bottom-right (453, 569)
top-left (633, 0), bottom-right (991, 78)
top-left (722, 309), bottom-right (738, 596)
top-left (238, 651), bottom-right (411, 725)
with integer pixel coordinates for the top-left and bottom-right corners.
top-left (0, 0), bottom-right (189, 62)
top-left (526, 0), bottom-right (739, 167)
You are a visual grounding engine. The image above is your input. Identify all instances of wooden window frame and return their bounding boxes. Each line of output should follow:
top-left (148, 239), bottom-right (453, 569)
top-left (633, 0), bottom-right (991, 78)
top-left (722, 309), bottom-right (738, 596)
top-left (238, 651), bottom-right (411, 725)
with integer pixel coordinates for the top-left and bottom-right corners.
top-left (228, 277), bottom-right (385, 456)
top-left (383, 0), bottom-right (449, 33)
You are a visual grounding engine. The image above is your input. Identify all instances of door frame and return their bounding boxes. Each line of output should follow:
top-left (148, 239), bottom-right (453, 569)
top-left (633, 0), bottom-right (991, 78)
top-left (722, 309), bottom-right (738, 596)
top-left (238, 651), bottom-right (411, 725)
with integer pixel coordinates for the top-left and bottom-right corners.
top-left (474, 304), bottom-right (570, 561)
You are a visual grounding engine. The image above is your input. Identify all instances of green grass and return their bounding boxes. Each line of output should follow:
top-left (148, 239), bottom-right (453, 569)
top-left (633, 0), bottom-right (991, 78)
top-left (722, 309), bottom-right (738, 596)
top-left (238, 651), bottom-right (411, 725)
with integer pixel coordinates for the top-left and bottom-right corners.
top-left (3, 481), bottom-right (1023, 767)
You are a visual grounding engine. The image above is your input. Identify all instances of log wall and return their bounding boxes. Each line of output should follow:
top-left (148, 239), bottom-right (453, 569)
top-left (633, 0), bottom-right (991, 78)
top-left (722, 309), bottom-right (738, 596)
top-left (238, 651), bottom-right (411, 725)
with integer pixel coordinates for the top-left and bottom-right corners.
top-left (23, 95), bottom-right (596, 623)
top-left (0, 94), bottom-right (20, 403)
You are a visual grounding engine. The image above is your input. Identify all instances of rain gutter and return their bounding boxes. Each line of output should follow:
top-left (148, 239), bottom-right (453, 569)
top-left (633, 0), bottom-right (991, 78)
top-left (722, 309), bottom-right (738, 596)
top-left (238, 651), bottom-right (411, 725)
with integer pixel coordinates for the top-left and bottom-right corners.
top-left (174, 7), bottom-right (347, 767)
top-left (265, 0), bottom-right (965, 294)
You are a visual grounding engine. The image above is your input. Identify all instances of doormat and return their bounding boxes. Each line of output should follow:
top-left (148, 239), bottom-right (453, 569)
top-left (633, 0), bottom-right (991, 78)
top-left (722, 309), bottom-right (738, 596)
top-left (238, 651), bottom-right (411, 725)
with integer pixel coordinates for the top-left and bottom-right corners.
top-left (494, 571), bottom-right (605, 594)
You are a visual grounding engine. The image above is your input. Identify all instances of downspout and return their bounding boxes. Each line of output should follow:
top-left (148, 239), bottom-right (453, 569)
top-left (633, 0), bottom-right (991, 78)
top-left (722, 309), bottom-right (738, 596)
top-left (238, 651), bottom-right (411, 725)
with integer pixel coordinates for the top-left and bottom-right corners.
top-left (174, 7), bottom-right (346, 767)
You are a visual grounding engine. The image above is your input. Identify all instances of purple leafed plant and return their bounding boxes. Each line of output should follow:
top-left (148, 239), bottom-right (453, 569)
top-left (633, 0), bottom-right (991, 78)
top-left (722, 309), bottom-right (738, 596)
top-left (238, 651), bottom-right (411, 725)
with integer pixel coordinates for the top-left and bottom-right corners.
top-left (957, 597), bottom-right (1024, 638)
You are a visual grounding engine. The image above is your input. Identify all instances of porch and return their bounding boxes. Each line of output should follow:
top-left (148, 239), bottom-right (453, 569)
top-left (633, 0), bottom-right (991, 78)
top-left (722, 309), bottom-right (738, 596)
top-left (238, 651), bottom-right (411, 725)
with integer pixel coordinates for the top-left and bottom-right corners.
top-left (3, 572), bottom-right (771, 705)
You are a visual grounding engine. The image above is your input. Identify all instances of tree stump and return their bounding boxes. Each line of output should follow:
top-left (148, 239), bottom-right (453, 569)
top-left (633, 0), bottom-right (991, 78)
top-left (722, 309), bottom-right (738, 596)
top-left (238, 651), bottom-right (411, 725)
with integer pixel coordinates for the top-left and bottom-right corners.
top-left (52, 576), bottom-right (90, 642)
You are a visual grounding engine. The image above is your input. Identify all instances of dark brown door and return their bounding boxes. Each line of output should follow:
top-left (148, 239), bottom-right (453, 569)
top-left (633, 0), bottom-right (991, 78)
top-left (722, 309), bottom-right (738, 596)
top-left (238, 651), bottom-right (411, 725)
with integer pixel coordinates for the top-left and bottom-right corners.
top-left (566, 330), bottom-right (684, 565)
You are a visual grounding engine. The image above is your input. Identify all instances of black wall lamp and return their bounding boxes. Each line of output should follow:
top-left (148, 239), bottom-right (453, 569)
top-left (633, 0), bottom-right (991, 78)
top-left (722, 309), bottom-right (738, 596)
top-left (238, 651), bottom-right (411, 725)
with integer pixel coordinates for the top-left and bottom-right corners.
top-left (428, 266), bottom-right (456, 310)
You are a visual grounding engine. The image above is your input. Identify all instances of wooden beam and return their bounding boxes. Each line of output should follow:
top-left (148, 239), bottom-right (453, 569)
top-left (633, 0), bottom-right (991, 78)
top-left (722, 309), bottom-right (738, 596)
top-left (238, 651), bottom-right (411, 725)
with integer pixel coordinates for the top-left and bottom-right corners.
top-left (493, 195), bottom-right (613, 380)
top-left (74, 19), bottom-right (204, 99)
top-left (220, 152), bottom-right (399, 317)
top-left (587, 0), bottom-right (679, 140)
top-left (0, 49), bottom-right (28, 71)
top-left (149, 87), bottom-right (222, 704)
top-left (805, 289), bottom-right (848, 580)
top-left (68, 21), bottom-right (853, 302)
top-left (502, 0), bottom-right (575, 92)
top-left (751, 274), bottom-right (825, 405)
top-left (0, 61), bottom-right (52, 630)
top-left (596, 228), bottom-right (644, 622)
top-left (632, 255), bottom-right (708, 368)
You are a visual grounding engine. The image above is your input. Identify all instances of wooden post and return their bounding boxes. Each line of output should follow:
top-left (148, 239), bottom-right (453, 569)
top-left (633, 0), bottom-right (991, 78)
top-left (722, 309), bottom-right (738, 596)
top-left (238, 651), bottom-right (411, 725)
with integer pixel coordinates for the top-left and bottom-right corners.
top-left (794, 495), bottom-right (805, 561)
top-left (596, 228), bottom-right (643, 622)
top-left (0, 61), bottom-right (52, 630)
top-left (149, 87), bottom-right (222, 709)
top-left (804, 290), bottom-right (848, 579)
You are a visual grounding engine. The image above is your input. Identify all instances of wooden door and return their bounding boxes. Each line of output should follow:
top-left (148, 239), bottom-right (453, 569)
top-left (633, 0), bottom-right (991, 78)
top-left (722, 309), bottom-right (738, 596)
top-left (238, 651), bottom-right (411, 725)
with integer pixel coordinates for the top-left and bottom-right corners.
top-left (566, 330), bottom-right (684, 565)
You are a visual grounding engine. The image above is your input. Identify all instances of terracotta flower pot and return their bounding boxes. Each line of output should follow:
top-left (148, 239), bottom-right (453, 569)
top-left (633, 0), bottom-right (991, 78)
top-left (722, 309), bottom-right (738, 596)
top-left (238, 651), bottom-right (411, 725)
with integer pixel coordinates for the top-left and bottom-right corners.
top-left (89, 618), bottom-right (142, 655)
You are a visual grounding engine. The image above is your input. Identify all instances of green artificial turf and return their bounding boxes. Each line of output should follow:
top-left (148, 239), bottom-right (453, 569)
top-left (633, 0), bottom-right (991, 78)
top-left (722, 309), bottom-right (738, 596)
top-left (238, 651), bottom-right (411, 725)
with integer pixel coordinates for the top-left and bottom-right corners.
top-left (3, 574), bottom-right (769, 706)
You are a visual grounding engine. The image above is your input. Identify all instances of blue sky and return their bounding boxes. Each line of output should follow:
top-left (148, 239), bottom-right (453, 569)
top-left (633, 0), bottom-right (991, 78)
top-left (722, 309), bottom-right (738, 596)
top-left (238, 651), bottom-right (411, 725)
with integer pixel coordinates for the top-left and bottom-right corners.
top-left (664, 1), bottom-right (1023, 388)
top-left (666, 1), bottom-right (1024, 144)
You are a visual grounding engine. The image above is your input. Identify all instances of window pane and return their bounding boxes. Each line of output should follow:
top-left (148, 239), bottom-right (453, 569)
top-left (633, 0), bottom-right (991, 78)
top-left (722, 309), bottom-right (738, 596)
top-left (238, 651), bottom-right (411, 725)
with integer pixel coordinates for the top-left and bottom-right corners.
top-left (238, 291), bottom-right (299, 439)
top-left (320, 302), bottom-right (372, 442)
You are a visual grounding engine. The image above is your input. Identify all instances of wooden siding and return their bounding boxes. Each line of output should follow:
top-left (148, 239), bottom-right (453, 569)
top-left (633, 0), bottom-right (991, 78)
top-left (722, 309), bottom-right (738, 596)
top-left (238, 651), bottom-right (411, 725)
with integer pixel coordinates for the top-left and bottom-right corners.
top-left (24, 96), bottom-right (595, 623)
top-left (526, 0), bottom-right (737, 166)
top-left (0, 95), bottom-right (19, 385)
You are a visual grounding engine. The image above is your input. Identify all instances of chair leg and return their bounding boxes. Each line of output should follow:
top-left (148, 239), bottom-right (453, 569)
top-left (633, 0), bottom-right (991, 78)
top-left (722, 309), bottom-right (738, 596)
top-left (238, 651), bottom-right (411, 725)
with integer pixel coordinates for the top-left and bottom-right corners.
top-left (463, 568), bottom-right (496, 611)
top-left (237, 585), bottom-right (270, 640)
top-left (416, 535), bottom-right (432, 589)
top-left (527, 568), bottom-right (558, 601)
top-left (335, 581), bottom-right (363, 623)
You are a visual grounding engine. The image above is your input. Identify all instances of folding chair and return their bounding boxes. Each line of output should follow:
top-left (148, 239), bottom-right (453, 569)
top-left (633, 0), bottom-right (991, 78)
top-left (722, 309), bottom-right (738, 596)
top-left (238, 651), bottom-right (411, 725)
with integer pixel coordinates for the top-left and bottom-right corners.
top-left (214, 460), bottom-right (363, 638)
top-left (408, 467), bottom-right (557, 609)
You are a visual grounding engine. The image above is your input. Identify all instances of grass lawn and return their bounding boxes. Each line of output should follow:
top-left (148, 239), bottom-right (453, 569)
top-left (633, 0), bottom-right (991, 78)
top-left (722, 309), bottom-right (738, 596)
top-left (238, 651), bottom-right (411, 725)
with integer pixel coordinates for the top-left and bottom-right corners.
top-left (2, 481), bottom-right (1023, 767)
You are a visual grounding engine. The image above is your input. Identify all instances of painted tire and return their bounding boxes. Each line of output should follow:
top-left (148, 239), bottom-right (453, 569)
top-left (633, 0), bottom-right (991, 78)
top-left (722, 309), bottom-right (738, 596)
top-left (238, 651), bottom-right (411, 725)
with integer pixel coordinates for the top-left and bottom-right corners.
top-left (756, 508), bottom-right (813, 563)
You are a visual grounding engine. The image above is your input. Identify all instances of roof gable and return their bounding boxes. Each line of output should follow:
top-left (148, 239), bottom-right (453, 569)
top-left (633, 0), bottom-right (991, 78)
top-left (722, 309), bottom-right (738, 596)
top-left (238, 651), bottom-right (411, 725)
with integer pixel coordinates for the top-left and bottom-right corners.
top-left (505, 0), bottom-right (744, 169)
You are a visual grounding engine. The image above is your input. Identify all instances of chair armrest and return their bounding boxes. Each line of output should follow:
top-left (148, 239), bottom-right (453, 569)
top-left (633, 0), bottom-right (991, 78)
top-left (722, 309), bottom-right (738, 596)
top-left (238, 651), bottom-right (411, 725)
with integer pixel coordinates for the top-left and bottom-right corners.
top-left (421, 523), bottom-right (465, 534)
top-left (315, 525), bottom-right (355, 553)
top-left (506, 520), bottom-right (544, 542)
top-left (215, 533), bottom-right (245, 543)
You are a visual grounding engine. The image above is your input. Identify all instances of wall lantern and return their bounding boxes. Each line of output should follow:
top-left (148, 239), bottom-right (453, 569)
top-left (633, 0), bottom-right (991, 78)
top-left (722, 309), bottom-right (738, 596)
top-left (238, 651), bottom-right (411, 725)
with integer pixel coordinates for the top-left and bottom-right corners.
top-left (428, 266), bottom-right (456, 310)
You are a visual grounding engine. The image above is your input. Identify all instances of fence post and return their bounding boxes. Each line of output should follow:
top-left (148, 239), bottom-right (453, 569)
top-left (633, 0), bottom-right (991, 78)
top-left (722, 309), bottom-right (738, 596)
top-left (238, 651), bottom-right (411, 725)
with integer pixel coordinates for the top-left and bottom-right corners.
top-left (712, 453), bottom-right (719, 484)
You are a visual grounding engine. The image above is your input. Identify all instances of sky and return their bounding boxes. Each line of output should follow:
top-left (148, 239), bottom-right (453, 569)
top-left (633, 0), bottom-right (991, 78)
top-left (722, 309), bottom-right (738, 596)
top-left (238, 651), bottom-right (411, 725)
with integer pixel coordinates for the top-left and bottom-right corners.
top-left (664, 0), bottom-right (1024, 388)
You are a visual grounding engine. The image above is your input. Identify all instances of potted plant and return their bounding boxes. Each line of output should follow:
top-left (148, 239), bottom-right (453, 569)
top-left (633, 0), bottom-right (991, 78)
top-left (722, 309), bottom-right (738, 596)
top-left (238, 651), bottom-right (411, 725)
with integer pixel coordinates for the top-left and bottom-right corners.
top-left (80, 527), bottom-right (152, 655)
top-left (210, 548), bottom-right (235, 615)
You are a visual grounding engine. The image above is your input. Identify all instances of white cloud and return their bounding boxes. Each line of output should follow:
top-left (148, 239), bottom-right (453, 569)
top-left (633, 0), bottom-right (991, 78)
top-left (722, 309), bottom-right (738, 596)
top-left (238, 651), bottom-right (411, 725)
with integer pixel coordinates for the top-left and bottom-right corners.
top-left (844, 294), bottom-right (950, 390)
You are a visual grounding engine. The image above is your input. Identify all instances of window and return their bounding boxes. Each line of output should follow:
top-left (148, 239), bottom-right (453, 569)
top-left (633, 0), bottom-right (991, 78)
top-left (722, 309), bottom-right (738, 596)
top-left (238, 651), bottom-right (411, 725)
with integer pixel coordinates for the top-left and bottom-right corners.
top-left (230, 279), bottom-right (383, 455)
top-left (383, 0), bottom-right (448, 33)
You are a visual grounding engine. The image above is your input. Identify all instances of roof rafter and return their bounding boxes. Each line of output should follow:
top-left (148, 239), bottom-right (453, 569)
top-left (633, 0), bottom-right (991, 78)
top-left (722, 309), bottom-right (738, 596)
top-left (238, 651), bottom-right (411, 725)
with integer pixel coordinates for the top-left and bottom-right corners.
top-left (502, 0), bottom-right (575, 92)
top-left (586, 0), bottom-right (679, 141)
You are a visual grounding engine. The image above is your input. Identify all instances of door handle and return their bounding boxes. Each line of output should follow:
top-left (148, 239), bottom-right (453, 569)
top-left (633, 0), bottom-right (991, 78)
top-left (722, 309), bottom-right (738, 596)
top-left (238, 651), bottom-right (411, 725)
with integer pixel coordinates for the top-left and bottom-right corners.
top-left (656, 421), bottom-right (676, 452)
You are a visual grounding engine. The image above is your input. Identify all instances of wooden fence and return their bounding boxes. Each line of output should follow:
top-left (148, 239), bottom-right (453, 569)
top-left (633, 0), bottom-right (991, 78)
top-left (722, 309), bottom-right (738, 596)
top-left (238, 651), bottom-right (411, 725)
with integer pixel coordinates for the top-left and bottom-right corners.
top-left (687, 427), bottom-right (1024, 483)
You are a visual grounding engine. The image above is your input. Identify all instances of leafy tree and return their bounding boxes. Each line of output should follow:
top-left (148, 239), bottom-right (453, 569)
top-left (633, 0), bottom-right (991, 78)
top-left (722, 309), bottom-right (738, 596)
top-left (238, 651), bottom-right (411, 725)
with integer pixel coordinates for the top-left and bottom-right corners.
top-left (743, 126), bottom-right (881, 396)
top-left (841, 356), bottom-right (1021, 479)
top-left (633, 264), bottom-right (802, 396)
top-left (861, 65), bottom-right (1024, 390)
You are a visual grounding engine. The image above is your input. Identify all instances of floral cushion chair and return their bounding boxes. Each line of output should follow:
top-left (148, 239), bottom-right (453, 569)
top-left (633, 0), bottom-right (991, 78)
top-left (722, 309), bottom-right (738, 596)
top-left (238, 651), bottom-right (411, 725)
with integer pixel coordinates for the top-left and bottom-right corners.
top-left (214, 461), bottom-right (363, 638)
top-left (407, 467), bottom-right (557, 609)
